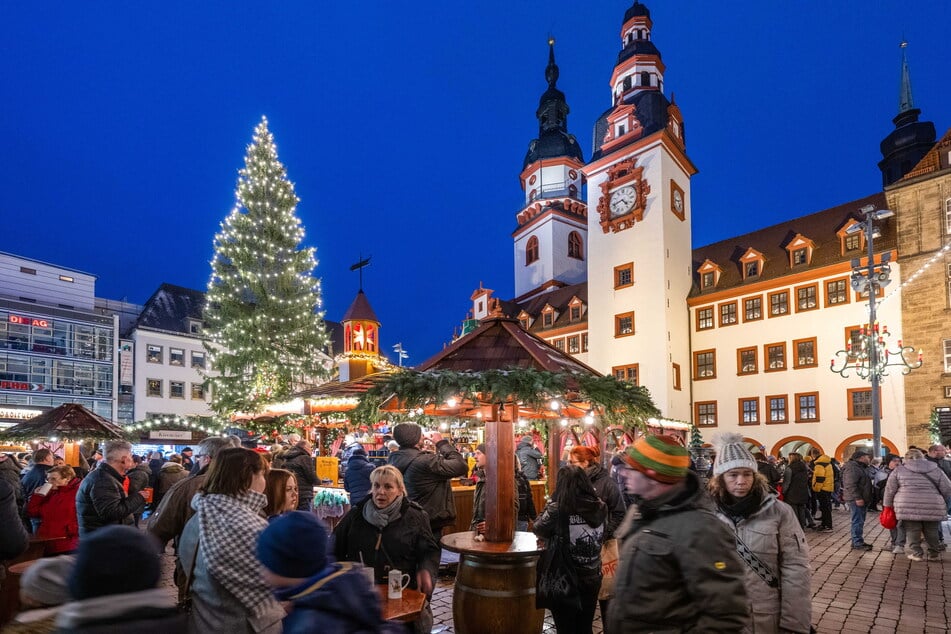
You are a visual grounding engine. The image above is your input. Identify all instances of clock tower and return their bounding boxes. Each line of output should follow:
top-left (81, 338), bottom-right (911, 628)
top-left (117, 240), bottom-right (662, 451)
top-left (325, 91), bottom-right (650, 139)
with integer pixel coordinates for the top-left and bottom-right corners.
top-left (513, 39), bottom-right (587, 302)
top-left (583, 1), bottom-right (696, 421)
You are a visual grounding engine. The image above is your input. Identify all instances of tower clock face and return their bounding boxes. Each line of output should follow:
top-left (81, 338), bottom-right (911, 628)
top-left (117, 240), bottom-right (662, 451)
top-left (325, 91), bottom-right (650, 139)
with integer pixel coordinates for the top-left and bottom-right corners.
top-left (610, 185), bottom-right (637, 217)
top-left (673, 189), bottom-right (684, 213)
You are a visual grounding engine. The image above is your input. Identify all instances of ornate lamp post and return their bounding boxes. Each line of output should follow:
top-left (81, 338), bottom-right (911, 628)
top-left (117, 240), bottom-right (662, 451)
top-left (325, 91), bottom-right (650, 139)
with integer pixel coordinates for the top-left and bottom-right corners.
top-left (830, 205), bottom-right (922, 458)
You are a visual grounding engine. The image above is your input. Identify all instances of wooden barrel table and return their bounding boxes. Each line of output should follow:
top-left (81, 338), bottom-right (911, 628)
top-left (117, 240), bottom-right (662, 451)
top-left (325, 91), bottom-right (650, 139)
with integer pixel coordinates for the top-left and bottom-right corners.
top-left (441, 531), bottom-right (545, 634)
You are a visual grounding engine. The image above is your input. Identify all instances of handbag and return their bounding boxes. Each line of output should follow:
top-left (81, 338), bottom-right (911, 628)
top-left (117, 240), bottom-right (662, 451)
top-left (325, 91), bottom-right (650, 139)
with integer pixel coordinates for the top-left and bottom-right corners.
top-left (879, 506), bottom-right (897, 530)
top-left (597, 538), bottom-right (619, 601)
top-left (178, 538), bottom-right (199, 613)
top-left (536, 526), bottom-right (581, 611)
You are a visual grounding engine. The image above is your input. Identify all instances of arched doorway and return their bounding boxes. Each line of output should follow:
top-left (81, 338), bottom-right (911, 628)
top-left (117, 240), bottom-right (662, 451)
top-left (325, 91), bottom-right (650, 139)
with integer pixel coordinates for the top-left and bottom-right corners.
top-left (834, 434), bottom-right (899, 462)
top-left (771, 435), bottom-right (822, 459)
top-left (743, 437), bottom-right (766, 454)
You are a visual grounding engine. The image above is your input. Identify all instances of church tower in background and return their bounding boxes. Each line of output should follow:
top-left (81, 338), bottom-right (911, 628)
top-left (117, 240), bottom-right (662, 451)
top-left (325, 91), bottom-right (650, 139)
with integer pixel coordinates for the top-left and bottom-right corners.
top-left (879, 42), bottom-right (936, 187)
top-left (512, 39), bottom-right (587, 302)
top-left (583, 1), bottom-right (696, 421)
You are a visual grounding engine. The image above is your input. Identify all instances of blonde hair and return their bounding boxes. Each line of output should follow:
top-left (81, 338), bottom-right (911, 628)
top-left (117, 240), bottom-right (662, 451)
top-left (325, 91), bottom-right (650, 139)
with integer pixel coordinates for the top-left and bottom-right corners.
top-left (905, 448), bottom-right (925, 461)
top-left (369, 465), bottom-right (404, 494)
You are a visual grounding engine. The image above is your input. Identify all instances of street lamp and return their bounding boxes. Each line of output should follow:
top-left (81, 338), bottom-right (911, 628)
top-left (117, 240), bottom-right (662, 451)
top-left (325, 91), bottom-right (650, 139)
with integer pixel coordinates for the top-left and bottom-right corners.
top-left (830, 205), bottom-right (922, 458)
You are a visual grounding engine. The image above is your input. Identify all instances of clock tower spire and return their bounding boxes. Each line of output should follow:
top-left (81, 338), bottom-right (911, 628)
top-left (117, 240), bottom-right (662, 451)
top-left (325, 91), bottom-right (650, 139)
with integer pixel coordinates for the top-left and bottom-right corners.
top-left (513, 38), bottom-right (587, 302)
top-left (583, 2), bottom-right (696, 422)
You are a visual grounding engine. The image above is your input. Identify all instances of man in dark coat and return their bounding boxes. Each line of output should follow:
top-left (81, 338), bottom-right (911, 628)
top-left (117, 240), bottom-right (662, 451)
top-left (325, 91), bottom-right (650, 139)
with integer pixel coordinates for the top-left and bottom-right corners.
top-left (343, 447), bottom-right (375, 505)
top-left (607, 435), bottom-right (749, 633)
top-left (0, 478), bottom-right (29, 567)
top-left (275, 439), bottom-right (320, 511)
top-left (841, 449), bottom-right (875, 550)
top-left (516, 435), bottom-right (544, 480)
top-left (754, 452), bottom-right (781, 490)
top-left (387, 423), bottom-right (468, 538)
top-left (75, 440), bottom-right (146, 537)
top-left (21, 447), bottom-right (55, 501)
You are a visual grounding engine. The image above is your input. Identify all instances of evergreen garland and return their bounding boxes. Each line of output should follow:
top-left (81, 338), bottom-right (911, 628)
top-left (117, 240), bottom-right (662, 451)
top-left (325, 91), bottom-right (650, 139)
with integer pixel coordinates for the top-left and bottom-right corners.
top-left (203, 117), bottom-right (331, 415)
top-left (352, 367), bottom-right (661, 430)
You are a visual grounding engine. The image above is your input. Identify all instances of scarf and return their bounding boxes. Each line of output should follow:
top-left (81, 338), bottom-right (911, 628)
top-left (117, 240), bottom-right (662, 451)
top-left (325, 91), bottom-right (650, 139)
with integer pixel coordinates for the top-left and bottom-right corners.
top-left (362, 495), bottom-right (403, 529)
top-left (717, 488), bottom-right (764, 522)
top-left (195, 490), bottom-right (275, 617)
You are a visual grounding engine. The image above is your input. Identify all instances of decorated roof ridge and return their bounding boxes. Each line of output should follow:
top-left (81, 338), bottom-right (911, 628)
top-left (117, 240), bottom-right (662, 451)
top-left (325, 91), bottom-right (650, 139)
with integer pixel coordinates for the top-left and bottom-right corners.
top-left (418, 315), bottom-right (600, 376)
top-left (901, 126), bottom-right (951, 180)
top-left (1, 403), bottom-right (126, 441)
top-left (690, 192), bottom-right (891, 295)
top-left (341, 289), bottom-right (379, 322)
top-left (295, 371), bottom-right (393, 400)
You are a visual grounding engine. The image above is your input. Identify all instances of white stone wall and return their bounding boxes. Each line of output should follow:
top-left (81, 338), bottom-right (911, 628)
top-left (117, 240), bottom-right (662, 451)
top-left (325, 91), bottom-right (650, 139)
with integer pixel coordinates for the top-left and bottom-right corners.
top-left (132, 328), bottom-right (216, 421)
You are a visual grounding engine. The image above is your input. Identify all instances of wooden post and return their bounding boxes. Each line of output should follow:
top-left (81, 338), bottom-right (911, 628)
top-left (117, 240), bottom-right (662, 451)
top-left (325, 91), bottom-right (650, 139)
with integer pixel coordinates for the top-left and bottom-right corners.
top-left (484, 403), bottom-right (515, 542)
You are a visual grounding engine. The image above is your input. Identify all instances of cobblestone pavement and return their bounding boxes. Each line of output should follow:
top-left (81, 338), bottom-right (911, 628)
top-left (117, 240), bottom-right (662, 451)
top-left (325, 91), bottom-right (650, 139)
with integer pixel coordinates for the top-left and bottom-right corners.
top-left (154, 506), bottom-right (950, 633)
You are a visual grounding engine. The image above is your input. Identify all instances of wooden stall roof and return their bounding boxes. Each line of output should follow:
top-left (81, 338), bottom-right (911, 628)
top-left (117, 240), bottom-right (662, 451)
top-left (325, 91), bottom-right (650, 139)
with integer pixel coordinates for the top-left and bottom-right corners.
top-left (0, 403), bottom-right (126, 441)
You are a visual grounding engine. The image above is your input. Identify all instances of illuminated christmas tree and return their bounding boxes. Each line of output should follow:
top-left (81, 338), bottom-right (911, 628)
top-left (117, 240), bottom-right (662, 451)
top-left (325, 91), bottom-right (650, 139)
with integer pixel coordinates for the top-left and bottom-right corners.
top-left (204, 117), bottom-right (330, 415)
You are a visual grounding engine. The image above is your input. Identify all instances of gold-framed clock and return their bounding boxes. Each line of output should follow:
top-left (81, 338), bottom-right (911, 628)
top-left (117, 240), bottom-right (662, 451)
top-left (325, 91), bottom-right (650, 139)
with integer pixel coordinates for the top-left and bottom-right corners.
top-left (670, 179), bottom-right (685, 221)
top-left (596, 158), bottom-right (650, 233)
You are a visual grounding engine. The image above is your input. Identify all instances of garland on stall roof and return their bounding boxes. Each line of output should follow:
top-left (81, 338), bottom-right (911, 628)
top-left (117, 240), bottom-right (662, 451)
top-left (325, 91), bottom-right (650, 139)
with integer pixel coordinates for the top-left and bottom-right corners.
top-left (352, 367), bottom-right (660, 430)
top-left (125, 416), bottom-right (229, 438)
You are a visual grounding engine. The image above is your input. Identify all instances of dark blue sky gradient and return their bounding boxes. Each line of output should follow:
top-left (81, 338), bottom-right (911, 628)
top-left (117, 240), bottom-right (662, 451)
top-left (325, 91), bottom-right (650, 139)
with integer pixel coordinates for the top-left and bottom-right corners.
top-left (2, 2), bottom-right (949, 365)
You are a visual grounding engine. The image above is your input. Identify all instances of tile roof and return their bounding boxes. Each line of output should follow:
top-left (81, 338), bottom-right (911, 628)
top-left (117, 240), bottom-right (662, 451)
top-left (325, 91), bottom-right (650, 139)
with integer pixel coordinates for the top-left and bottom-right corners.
top-left (420, 316), bottom-right (599, 375)
top-left (689, 192), bottom-right (892, 296)
top-left (901, 126), bottom-right (951, 180)
top-left (494, 282), bottom-right (588, 334)
top-left (341, 290), bottom-right (379, 322)
top-left (135, 283), bottom-right (206, 334)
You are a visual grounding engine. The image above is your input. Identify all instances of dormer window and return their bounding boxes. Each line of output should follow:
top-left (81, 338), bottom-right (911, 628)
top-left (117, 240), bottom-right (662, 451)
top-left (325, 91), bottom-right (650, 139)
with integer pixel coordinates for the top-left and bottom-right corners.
top-left (568, 297), bottom-right (583, 323)
top-left (739, 248), bottom-right (766, 282)
top-left (697, 259), bottom-right (722, 290)
top-left (542, 307), bottom-right (555, 328)
top-left (785, 234), bottom-right (815, 267)
top-left (526, 236), bottom-right (539, 265)
top-left (188, 320), bottom-right (202, 334)
top-left (617, 124), bottom-right (626, 137)
top-left (838, 220), bottom-right (866, 255)
top-left (517, 310), bottom-right (532, 330)
top-left (845, 235), bottom-right (860, 251)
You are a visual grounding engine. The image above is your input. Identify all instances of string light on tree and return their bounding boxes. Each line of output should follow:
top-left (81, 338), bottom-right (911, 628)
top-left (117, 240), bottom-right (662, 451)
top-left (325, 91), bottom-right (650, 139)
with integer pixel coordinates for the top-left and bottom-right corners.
top-left (204, 116), bottom-right (331, 415)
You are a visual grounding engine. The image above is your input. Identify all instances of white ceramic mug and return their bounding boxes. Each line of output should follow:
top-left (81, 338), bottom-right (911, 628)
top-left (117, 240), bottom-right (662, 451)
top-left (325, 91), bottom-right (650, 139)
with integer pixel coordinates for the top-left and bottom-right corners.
top-left (360, 565), bottom-right (375, 588)
top-left (388, 568), bottom-right (411, 599)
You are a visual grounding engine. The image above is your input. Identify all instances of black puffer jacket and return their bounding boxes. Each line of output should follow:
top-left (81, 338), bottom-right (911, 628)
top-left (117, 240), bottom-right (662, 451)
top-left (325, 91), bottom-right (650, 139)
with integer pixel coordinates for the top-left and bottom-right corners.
top-left (782, 460), bottom-right (811, 505)
top-left (606, 471), bottom-right (749, 633)
top-left (75, 463), bottom-right (145, 536)
top-left (387, 441), bottom-right (468, 531)
top-left (332, 496), bottom-right (440, 589)
top-left (516, 437), bottom-right (544, 480)
top-left (587, 463), bottom-right (626, 539)
top-left (0, 455), bottom-right (23, 506)
top-left (277, 445), bottom-right (320, 508)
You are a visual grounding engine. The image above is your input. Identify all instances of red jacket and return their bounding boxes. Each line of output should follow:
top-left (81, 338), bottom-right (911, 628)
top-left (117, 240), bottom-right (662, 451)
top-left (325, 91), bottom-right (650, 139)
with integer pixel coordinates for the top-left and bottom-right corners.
top-left (26, 477), bottom-right (80, 554)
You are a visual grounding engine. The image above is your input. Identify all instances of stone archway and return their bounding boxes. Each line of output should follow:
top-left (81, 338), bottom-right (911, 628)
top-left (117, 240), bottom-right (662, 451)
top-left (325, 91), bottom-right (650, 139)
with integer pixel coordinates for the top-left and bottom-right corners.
top-left (743, 437), bottom-right (765, 453)
top-left (771, 435), bottom-right (822, 458)
top-left (834, 434), bottom-right (899, 462)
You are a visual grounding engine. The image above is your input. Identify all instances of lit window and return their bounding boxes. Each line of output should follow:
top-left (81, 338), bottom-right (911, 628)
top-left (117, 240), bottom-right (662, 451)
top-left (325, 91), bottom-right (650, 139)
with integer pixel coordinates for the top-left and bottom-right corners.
top-left (568, 336), bottom-right (580, 354)
top-left (696, 401), bottom-right (717, 427)
top-left (169, 348), bottom-right (184, 366)
top-left (719, 302), bottom-right (737, 326)
top-left (768, 396), bottom-right (787, 423)
top-left (553, 339), bottom-right (565, 351)
top-left (740, 398), bottom-right (759, 425)
top-left (59, 275), bottom-right (74, 283)
top-left (694, 350), bottom-right (716, 379)
top-left (769, 291), bottom-right (789, 316)
top-left (945, 198), bottom-right (951, 234)
top-left (615, 312), bottom-right (635, 337)
top-left (744, 297), bottom-right (762, 321)
top-left (526, 236), bottom-right (539, 265)
top-left (826, 279), bottom-right (849, 306)
top-left (845, 234), bottom-right (861, 251)
top-left (568, 232), bottom-right (583, 259)
top-left (796, 285), bottom-right (818, 311)
top-left (191, 351), bottom-right (206, 369)
top-left (738, 347), bottom-right (757, 374)
top-left (170, 381), bottom-right (185, 399)
top-left (147, 345), bottom-right (163, 364)
top-left (796, 393), bottom-right (819, 422)
top-left (766, 343), bottom-right (786, 371)
top-left (191, 383), bottom-right (205, 400)
top-left (612, 364), bottom-right (639, 385)
top-left (794, 338), bottom-right (817, 368)
top-left (147, 379), bottom-right (162, 397)
top-left (944, 339), bottom-right (951, 373)
top-left (697, 307), bottom-right (714, 330)
top-left (581, 333), bottom-right (588, 352)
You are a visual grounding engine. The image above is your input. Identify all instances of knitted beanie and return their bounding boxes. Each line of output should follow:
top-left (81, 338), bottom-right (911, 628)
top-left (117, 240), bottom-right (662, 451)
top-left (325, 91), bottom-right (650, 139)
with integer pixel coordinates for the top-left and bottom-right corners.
top-left (393, 423), bottom-right (422, 448)
top-left (621, 435), bottom-right (690, 483)
top-left (713, 433), bottom-right (758, 476)
top-left (68, 526), bottom-right (161, 600)
top-left (258, 511), bottom-right (329, 579)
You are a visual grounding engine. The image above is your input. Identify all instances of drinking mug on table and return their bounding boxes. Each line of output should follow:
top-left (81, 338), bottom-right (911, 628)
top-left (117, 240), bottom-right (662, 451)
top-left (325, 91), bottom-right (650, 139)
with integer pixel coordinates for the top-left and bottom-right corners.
top-left (388, 568), bottom-right (411, 599)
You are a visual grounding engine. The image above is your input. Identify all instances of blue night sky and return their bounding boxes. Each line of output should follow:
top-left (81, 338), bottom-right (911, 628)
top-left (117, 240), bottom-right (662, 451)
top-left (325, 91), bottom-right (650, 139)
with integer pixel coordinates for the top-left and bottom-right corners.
top-left (2, 2), bottom-right (949, 366)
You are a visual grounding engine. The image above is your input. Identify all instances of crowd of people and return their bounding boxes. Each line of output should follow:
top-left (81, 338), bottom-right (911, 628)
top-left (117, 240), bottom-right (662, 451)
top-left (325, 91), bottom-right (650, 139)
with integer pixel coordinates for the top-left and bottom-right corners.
top-left (2, 429), bottom-right (950, 633)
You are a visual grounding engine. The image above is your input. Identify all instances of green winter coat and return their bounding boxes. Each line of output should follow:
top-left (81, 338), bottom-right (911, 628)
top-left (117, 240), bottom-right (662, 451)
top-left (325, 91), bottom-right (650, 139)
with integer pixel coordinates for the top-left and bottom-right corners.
top-left (607, 471), bottom-right (750, 633)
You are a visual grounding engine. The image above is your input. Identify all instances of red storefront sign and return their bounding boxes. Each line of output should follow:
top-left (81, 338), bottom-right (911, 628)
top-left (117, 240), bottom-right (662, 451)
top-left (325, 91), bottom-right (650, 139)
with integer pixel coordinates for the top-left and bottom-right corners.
top-left (0, 381), bottom-right (45, 391)
top-left (8, 314), bottom-right (50, 328)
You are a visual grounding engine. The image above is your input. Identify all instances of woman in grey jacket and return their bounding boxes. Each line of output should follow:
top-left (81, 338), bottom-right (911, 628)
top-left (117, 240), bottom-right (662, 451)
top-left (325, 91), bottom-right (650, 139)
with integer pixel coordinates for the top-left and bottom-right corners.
top-left (883, 448), bottom-right (951, 562)
top-left (710, 434), bottom-right (812, 634)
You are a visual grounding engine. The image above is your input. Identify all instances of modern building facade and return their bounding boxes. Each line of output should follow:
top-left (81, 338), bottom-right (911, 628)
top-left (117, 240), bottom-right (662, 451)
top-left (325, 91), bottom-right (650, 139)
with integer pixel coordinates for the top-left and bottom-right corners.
top-left (0, 252), bottom-right (119, 427)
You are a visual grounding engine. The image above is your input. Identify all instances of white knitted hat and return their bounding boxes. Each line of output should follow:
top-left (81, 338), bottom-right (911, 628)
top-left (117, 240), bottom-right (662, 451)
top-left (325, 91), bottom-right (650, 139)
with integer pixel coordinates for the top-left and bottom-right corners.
top-left (713, 433), bottom-right (758, 476)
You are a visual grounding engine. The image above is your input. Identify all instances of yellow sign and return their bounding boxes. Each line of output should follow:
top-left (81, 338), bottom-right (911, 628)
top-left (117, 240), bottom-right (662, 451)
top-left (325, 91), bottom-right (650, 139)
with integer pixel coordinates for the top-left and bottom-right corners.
top-left (316, 456), bottom-right (339, 483)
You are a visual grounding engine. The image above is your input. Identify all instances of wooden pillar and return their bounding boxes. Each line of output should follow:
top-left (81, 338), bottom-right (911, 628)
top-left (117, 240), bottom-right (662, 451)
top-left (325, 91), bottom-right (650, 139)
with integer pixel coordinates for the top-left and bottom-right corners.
top-left (546, 421), bottom-right (560, 498)
top-left (63, 442), bottom-right (82, 467)
top-left (484, 403), bottom-right (515, 542)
